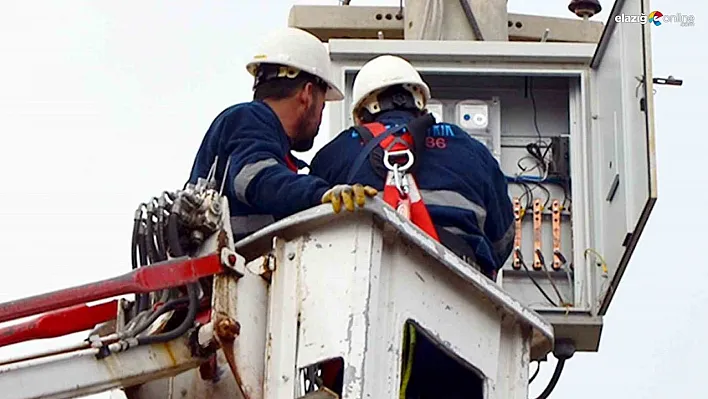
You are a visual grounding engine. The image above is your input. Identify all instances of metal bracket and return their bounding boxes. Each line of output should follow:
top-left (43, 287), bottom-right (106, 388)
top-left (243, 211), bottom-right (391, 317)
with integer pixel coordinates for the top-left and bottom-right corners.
top-left (551, 199), bottom-right (564, 270)
top-left (512, 197), bottom-right (523, 270)
top-left (532, 199), bottom-right (544, 270)
top-left (220, 248), bottom-right (246, 278)
top-left (259, 253), bottom-right (277, 282)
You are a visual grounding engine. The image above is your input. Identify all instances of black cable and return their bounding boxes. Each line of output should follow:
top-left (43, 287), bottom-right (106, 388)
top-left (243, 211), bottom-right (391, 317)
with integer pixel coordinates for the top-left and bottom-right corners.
top-left (144, 206), bottom-right (160, 264)
top-left (130, 205), bottom-right (145, 319)
top-left (167, 212), bottom-right (185, 258)
top-left (137, 221), bottom-right (148, 267)
top-left (535, 358), bottom-right (566, 399)
top-left (535, 340), bottom-right (576, 399)
top-left (529, 360), bottom-right (541, 383)
top-left (156, 201), bottom-right (167, 260)
top-left (561, 179), bottom-right (571, 210)
top-left (519, 256), bottom-right (558, 307)
top-left (130, 205), bottom-right (144, 270)
top-left (528, 77), bottom-right (556, 176)
top-left (136, 220), bottom-right (151, 312)
top-left (136, 282), bottom-right (199, 346)
top-left (516, 157), bottom-right (528, 173)
top-left (512, 181), bottom-right (533, 213)
top-left (156, 192), bottom-right (174, 261)
top-left (459, 0), bottom-right (484, 40)
top-left (520, 181), bottom-right (533, 211)
top-left (534, 182), bottom-right (551, 209)
top-left (526, 143), bottom-right (546, 163)
top-left (127, 296), bottom-right (190, 338)
top-left (163, 191), bottom-right (176, 202)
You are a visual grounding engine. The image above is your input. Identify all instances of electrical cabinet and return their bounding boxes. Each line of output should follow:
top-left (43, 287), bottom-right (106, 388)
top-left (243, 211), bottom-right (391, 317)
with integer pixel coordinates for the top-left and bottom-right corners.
top-left (324, 0), bottom-right (656, 352)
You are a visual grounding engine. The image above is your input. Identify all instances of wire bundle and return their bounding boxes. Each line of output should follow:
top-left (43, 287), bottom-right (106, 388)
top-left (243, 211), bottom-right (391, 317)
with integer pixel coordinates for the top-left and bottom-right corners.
top-left (112, 191), bottom-right (201, 353)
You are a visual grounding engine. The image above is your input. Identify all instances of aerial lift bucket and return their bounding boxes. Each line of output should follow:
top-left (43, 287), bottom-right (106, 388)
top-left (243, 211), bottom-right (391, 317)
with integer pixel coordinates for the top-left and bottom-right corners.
top-left (0, 189), bottom-right (553, 399)
top-left (127, 196), bottom-right (554, 399)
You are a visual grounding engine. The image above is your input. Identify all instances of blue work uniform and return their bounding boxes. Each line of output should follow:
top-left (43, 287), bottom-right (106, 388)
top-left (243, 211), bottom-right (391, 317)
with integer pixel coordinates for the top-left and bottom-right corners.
top-left (188, 101), bottom-right (330, 240)
top-left (309, 110), bottom-right (515, 277)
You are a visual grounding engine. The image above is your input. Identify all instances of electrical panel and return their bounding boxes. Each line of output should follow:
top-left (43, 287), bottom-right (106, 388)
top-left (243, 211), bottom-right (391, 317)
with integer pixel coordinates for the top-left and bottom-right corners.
top-left (427, 97), bottom-right (501, 161)
top-left (457, 100), bottom-right (489, 130)
top-left (341, 69), bottom-right (578, 322)
top-left (455, 98), bottom-right (501, 161)
top-left (425, 98), bottom-right (502, 160)
top-left (328, 0), bottom-right (657, 352)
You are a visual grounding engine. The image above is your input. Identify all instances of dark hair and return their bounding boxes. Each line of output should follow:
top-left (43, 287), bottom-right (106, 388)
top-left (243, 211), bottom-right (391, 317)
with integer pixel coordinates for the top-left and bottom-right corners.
top-left (252, 63), bottom-right (328, 101)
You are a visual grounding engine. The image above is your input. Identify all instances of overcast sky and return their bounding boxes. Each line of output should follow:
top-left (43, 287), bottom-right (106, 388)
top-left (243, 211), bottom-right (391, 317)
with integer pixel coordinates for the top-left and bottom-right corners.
top-left (0, 0), bottom-right (704, 398)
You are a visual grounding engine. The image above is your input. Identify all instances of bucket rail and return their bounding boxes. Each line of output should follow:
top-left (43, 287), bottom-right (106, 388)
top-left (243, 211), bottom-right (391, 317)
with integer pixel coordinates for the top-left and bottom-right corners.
top-left (235, 198), bottom-right (554, 355)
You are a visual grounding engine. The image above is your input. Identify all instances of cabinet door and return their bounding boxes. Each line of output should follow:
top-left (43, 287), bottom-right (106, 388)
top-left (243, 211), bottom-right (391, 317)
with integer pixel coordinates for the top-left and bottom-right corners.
top-left (589, 0), bottom-right (657, 315)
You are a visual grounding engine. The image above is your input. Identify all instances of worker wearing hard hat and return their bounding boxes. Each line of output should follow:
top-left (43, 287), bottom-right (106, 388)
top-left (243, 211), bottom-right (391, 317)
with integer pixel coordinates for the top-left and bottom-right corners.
top-left (186, 27), bottom-right (376, 240)
top-left (310, 55), bottom-right (514, 280)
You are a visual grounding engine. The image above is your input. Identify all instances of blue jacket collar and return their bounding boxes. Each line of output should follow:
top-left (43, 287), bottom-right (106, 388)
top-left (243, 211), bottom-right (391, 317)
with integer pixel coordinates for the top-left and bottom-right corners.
top-left (374, 110), bottom-right (416, 125)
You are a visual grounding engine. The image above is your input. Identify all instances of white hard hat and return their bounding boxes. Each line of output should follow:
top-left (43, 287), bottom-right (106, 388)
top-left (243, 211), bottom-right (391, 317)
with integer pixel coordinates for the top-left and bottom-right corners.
top-left (351, 55), bottom-right (431, 120)
top-left (246, 27), bottom-right (344, 102)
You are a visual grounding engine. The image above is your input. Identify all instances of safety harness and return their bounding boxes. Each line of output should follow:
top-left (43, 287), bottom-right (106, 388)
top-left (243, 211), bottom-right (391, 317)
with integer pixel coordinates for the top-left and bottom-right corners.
top-left (345, 115), bottom-right (440, 242)
top-left (284, 154), bottom-right (299, 172)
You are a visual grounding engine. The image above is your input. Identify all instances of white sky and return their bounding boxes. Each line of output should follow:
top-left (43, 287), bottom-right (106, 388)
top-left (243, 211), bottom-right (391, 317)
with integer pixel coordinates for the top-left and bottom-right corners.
top-left (0, 0), bottom-right (704, 398)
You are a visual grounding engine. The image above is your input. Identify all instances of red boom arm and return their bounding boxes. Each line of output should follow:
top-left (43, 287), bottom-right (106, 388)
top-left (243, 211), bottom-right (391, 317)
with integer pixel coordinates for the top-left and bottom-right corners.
top-left (0, 254), bottom-right (222, 324)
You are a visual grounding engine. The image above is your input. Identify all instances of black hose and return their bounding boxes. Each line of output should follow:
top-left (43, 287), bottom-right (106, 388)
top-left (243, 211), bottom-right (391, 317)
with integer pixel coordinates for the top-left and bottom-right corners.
top-left (155, 205), bottom-right (167, 260)
top-left (535, 358), bottom-right (566, 399)
top-left (163, 191), bottom-right (176, 202)
top-left (136, 220), bottom-right (150, 312)
top-left (136, 282), bottom-right (199, 346)
top-left (149, 198), bottom-right (168, 262)
top-left (137, 221), bottom-right (148, 267)
top-left (155, 200), bottom-right (172, 300)
top-left (130, 206), bottom-right (145, 319)
top-left (131, 207), bottom-right (143, 270)
top-left (144, 204), bottom-right (161, 263)
top-left (126, 296), bottom-right (190, 338)
top-left (167, 212), bottom-right (185, 258)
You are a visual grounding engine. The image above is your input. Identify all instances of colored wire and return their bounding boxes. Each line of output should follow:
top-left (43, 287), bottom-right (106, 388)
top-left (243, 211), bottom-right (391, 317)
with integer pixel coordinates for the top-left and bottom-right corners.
top-left (399, 323), bottom-right (417, 399)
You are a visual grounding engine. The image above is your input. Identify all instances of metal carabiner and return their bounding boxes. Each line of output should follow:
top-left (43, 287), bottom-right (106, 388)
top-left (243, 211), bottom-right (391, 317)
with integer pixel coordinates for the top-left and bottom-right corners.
top-left (392, 164), bottom-right (410, 196)
top-left (383, 149), bottom-right (415, 173)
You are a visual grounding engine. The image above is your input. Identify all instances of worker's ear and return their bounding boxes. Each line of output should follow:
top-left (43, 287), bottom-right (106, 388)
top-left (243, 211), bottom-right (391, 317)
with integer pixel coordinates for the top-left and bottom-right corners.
top-left (298, 81), bottom-right (315, 108)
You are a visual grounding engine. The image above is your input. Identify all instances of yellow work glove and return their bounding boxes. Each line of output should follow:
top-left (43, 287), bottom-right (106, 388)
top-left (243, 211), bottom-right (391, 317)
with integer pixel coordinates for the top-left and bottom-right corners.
top-left (321, 184), bottom-right (378, 213)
